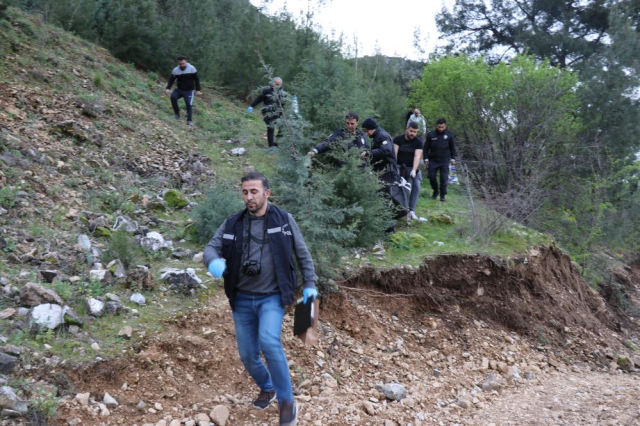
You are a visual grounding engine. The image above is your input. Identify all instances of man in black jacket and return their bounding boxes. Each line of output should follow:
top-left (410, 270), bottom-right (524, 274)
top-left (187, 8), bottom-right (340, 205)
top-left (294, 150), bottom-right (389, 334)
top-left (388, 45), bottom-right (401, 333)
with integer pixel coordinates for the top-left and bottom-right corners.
top-left (424, 118), bottom-right (457, 202)
top-left (361, 118), bottom-right (398, 185)
top-left (307, 112), bottom-right (369, 160)
top-left (165, 56), bottom-right (202, 127)
top-left (248, 78), bottom-right (286, 147)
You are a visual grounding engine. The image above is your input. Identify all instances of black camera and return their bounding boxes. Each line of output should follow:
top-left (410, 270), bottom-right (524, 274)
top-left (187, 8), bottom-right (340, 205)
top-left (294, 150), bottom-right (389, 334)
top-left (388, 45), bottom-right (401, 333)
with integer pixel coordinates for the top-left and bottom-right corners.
top-left (242, 260), bottom-right (262, 277)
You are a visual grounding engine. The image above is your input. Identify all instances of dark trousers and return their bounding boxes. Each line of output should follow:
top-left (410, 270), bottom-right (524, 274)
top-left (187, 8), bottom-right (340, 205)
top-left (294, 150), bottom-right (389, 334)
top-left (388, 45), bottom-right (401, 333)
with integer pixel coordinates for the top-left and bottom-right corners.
top-left (427, 162), bottom-right (449, 196)
top-left (170, 89), bottom-right (194, 122)
top-left (264, 116), bottom-right (284, 147)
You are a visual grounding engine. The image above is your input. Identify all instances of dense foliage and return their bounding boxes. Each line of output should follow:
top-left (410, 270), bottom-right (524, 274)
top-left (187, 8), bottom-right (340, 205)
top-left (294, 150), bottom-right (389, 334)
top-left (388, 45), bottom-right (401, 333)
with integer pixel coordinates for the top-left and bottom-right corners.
top-left (429, 0), bottom-right (640, 278)
top-left (14, 0), bottom-right (414, 134)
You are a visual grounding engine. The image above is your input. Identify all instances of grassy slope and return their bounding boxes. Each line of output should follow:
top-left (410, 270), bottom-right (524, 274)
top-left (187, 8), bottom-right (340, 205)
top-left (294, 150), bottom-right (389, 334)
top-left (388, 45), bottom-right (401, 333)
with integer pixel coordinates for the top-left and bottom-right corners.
top-left (0, 9), bottom-right (549, 363)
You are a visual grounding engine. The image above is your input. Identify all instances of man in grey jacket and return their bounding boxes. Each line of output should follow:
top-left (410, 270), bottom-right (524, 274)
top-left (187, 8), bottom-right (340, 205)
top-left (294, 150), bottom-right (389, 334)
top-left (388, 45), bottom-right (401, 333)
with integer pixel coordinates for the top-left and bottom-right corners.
top-left (203, 172), bottom-right (317, 426)
top-left (406, 108), bottom-right (427, 140)
top-left (165, 55), bottom-right (202, 127)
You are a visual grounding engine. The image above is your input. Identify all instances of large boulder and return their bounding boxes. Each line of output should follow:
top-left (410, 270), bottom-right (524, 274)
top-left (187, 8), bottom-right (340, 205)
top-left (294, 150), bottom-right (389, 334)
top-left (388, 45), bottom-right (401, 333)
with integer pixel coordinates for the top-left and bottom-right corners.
top-left (140, 231), bottom-right (172, 252)
top-left (0, 387), bottom-right (28, 415)
top-left (77, 235), bottom-right (92, 251)
top-left (106, 260), bottom-right (126, 280)
top-left (87, 298), bottom-right (105, 317)
top-left (19, 282), bottom-right (64, 307)
top-left (125, 266), bottom-right (155, 290)
top-left (160, 268), bottom-right (203, 296)
top-left (0, 353), bottom-right (18, 374)
top-left (112, 216), bottom-right (139, 233)
top-left (89, 269), bottom-right (113, 284)
top-left (29, 303), bottom-right (64, 330)
top-left (39, 270), bottom-right (59, 284)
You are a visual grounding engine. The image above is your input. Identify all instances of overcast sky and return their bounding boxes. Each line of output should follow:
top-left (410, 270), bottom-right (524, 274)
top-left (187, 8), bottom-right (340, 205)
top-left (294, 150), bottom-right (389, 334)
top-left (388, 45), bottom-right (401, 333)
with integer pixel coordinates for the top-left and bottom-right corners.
top-left (249, 0), bottom-right (454, 60)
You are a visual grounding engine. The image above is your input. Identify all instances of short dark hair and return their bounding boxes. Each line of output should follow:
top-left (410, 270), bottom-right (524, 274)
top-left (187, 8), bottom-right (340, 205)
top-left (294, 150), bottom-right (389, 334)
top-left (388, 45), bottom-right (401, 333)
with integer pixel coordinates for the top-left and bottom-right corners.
top-left (407, 121), bottom-right (419, 130)
top-left (241, 171), bottom-right (270, 190)
top-left (177, 55), bottom-right (187, 61)
top-left (345, 112), bottom-right (359, 121)
top-left (436, 118), bottom-right (447, 125)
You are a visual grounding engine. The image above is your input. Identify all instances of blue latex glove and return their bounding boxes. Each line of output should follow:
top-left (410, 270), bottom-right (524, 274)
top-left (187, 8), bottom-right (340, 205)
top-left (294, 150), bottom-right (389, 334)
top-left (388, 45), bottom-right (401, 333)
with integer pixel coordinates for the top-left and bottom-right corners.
top-left (303, 288), bottom-right (318, 304)
top-left (247, 106), bottom-right (253, 113)
top-left (208, 258), bottom-right (226, 278)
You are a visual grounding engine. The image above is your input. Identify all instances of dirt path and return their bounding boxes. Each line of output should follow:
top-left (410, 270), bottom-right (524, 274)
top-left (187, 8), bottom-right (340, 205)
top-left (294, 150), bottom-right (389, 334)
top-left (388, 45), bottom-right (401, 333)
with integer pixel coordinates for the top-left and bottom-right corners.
top-left (51, 286), bottom-right (639, 426)
top-left (470, 370), bottom-right (640, 426)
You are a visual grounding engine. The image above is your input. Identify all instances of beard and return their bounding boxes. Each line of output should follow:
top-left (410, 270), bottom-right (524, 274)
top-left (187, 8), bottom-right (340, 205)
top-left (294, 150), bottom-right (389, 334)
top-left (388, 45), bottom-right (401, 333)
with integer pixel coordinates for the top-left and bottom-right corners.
top-left (245, 200), bottom-right (264, 213)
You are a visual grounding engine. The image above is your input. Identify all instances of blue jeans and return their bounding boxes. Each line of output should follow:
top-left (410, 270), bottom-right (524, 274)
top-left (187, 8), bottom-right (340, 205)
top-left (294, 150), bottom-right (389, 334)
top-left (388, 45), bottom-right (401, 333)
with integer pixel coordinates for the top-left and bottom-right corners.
top-left (232, 292), bottom-right (293, 403)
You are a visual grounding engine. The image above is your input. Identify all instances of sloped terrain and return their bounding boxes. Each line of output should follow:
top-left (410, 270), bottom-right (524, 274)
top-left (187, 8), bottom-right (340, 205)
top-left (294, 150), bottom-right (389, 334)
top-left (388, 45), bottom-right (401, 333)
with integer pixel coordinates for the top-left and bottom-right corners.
top-left (49, 248), bottom-right (639, 425)
top-left (0, 8), bottom-right (639, 426)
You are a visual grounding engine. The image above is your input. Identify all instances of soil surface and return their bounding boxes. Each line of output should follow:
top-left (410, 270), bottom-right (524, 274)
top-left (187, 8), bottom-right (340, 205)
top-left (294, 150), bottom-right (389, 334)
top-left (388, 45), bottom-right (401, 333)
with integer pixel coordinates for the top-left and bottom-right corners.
top-left (49, 248), bottom-right (639, 426)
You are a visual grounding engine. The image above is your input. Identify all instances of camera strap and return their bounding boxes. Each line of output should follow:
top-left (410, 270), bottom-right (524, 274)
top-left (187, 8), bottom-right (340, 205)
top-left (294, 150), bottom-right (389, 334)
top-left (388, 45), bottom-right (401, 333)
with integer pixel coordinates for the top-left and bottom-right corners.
top-left (244, 212), bottom-right (269, 265)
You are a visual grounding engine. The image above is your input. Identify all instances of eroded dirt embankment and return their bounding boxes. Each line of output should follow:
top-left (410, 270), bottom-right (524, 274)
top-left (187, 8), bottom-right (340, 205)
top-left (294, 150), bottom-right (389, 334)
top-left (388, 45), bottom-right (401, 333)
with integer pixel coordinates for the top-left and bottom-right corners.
top-left (348, 245), bottom-right (629, 355)
top-left (48, 246), bottom-right (639, 426)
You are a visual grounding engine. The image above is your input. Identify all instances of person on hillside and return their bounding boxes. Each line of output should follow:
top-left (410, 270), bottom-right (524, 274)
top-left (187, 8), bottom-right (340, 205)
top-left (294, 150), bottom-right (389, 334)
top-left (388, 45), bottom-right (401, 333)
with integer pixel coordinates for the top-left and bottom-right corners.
top-left (307, 112), bottom-right (369, 160)
top-left (165, 55), bottom-right (202, 128)
top-left (361, 118), bottom-right (398, 185)
top-left (361, 118), bottom-right (407, 229)
top-left (406, 108), bottom-right (427, 140)
top-left (247, 77), bottom-right (287, 147)
top-left (424, 118), bottom-right (457, 202)
top-left (203, 171), bottom-right (317, 426)
top-left (405, 106), bottom-right (416, 127)
top-left (394, 121), bottom-right (424, 220)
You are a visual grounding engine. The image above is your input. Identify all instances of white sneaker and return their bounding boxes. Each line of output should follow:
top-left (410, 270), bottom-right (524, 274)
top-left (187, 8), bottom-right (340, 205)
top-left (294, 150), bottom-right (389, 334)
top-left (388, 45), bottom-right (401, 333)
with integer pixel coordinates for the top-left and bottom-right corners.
top-left (409, 211), bottom-right (418, 220)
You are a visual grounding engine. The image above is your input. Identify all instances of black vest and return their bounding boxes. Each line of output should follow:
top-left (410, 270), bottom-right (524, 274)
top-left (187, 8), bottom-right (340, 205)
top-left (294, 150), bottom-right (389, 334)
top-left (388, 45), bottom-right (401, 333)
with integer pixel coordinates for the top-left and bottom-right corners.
top-left (221, 205), bottom-right (297, 309)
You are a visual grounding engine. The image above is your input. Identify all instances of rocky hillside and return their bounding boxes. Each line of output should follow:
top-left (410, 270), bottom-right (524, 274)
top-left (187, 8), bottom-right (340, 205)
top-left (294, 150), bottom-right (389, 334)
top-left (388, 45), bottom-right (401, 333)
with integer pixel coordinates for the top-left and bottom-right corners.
top-left (0, 7), bottom-right (639, 426)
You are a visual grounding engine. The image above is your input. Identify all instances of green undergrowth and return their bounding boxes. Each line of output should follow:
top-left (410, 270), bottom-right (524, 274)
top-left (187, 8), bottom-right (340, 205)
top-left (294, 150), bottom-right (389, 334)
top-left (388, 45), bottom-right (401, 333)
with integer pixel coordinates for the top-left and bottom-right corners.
top-left (2, 280), bottom-right (219, 364)
top-left (367, 186), bottom-right (552, 267)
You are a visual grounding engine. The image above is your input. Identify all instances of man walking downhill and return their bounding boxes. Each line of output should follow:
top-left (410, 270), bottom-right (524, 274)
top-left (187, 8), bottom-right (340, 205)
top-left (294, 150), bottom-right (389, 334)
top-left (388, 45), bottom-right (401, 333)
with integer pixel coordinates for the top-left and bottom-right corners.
top-left (248, 77), bottom-right (287, 147)
top-left (203, 172), bottom-right (318, 426)
top-left (307, 112), bottom-right (369, 162)
top-left (165, 55), bottom-right (202, 128)
top-left (424, 118), bottom-right (457, 202)
top-left (361, 118), bottom-right (398, 185)
top-left (394, 121), bottom-right (424, 221)
top-left (406, 108), bottom-right (428, 141)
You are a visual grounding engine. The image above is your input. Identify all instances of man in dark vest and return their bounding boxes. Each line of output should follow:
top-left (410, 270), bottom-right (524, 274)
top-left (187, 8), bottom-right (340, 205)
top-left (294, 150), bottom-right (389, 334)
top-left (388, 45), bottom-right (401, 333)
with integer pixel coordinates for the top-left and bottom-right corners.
top-left (203, 172), bottom-right (317, 426)
top-left (424, 118), bottom-right (457, 202)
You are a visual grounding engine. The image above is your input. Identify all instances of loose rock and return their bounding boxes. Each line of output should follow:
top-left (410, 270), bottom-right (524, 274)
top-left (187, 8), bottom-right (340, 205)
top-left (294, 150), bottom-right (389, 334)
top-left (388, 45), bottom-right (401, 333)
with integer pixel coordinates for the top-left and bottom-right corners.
top-left (209, 405), bottom-right (230, 426)
top-left (377, 383), bottom-right (407, 401)
top-left (19, 282), bottom-right (64, 307)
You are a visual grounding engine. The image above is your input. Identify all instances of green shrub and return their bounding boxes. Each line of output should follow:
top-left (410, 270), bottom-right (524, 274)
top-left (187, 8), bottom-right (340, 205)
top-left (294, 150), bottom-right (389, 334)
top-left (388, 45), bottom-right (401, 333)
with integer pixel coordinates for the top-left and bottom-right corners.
top-left (191, 183), bottom-right (244, 243)
top-left (389, 232), bottom-right (410, 250)
top-left (93, 72), bottom-right (106, 90)
top-left (117, 118), bottom-right (135, 131)
top-left (102, 230), bottom-right (142, 270)
top-left (0, 187), bottom-right (16, 209)
top-left (327, 150), bottom-right (394, 247)
top-left (164, 189), bottom-right (189, 209)
top-left (120, 200), bottom-right (136, 215)
top-left (29, 386), bottom-right (60, 423)
top-left (85, 279), bottom-right (112, 298)
top-left (49, 281), bottom-right (73, 301)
